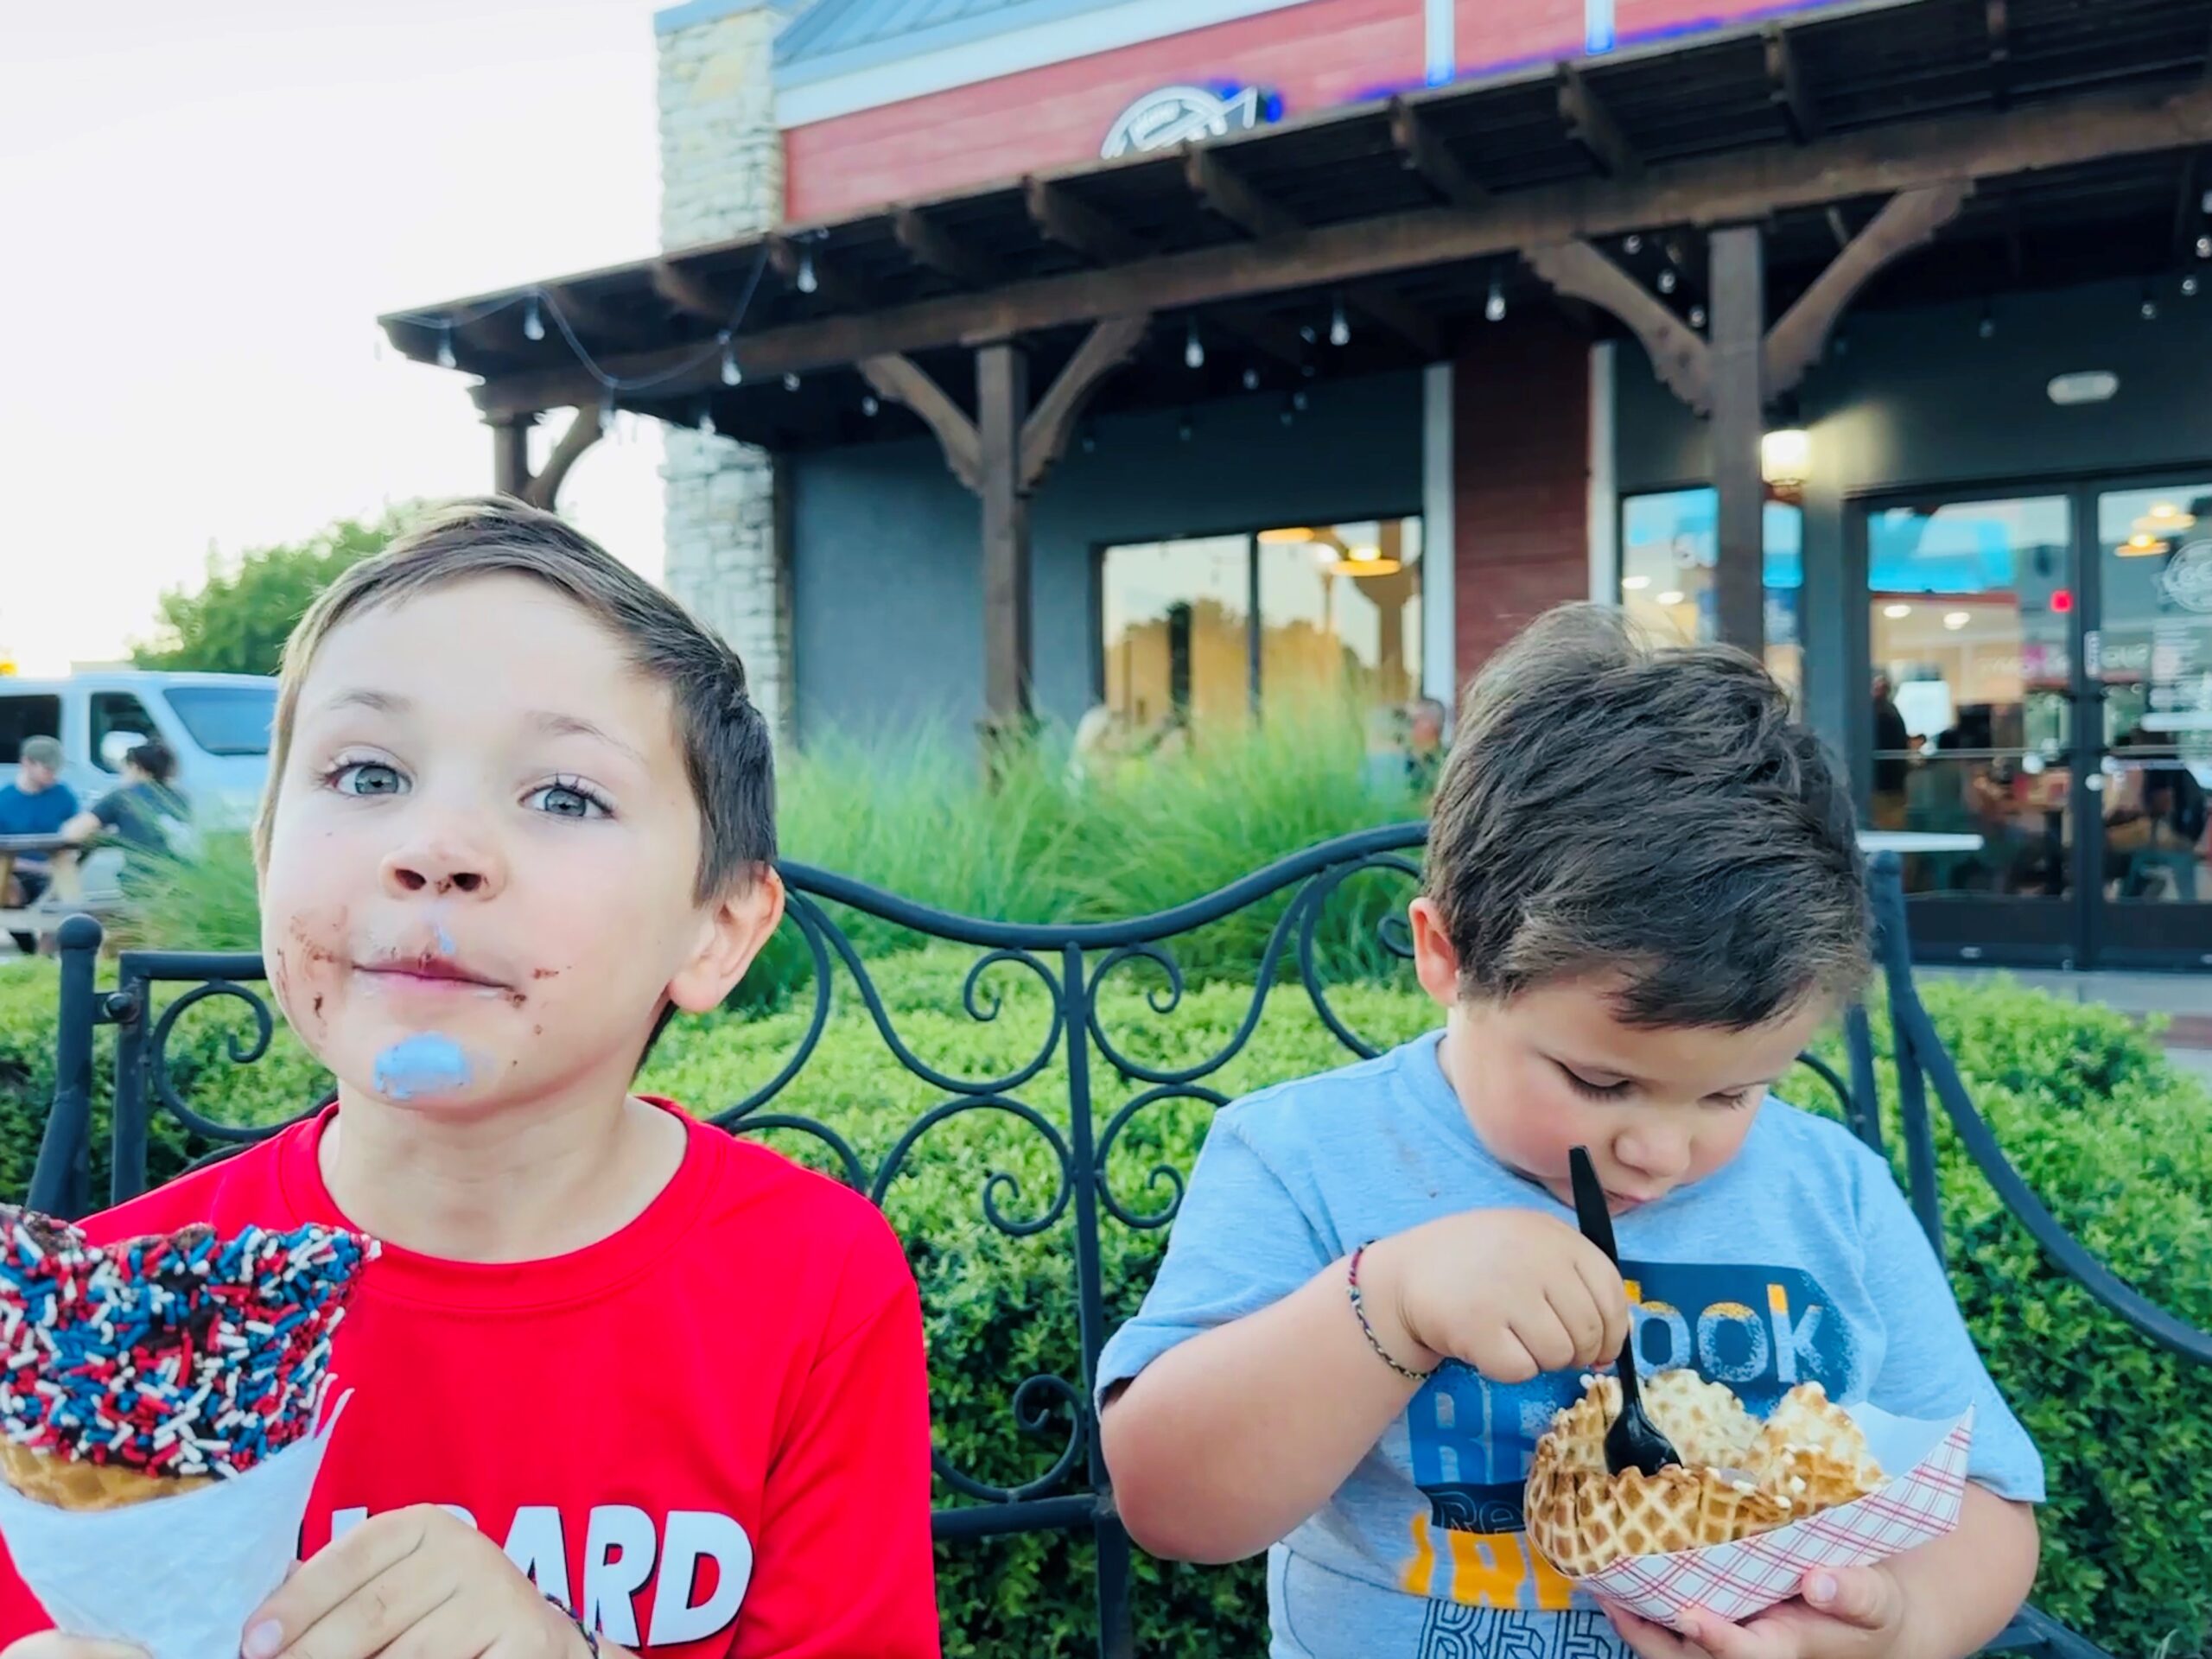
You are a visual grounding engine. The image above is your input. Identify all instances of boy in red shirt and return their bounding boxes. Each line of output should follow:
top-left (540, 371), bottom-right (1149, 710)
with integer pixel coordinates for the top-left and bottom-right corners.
top-left (0, 500), bottom-right (941, 1659)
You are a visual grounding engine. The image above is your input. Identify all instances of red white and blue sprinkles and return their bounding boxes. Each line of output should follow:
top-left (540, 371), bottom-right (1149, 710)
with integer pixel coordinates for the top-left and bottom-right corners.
top-left (0, 1206), bottom-right (376, 1481)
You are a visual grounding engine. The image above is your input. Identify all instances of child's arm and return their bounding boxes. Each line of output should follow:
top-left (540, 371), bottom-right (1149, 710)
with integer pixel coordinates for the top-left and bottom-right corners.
top-left (1104, 1206), bottom-right (1628, 1565)
top-left (1604, 1482), bottom-right (2039, 1659)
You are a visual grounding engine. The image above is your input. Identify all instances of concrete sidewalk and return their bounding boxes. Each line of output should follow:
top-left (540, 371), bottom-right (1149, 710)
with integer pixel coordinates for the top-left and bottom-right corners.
top-left (1924, 966), bottom-right (2212, 1084)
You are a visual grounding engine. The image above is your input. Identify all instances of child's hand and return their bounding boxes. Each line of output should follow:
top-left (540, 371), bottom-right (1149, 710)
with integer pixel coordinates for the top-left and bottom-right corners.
top-left (240, 1505), bottom-right (587, 1659)
top-left (1600, 1566), bottom-right (1910, 1659)
top-left (1364, 1210), bottom-right (1630, 1383)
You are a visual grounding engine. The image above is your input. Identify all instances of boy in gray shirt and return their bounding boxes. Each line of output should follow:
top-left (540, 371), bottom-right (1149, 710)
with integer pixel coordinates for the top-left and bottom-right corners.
top-left (1098, 607), bottom-right (2041, 1659)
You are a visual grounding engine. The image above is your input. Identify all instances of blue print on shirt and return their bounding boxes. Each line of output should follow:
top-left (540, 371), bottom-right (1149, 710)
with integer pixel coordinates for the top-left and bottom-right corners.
top-left (1406, 1262), bottom-right (1855, 1539)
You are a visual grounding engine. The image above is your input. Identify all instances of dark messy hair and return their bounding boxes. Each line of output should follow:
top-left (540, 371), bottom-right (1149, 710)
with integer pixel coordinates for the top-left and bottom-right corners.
top-left (256, 496), bottom-right (775, 898)
top-left (1425, 604), bottom-right (1868, 1028)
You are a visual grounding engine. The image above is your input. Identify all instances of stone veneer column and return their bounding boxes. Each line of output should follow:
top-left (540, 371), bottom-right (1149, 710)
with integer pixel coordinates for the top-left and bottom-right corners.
top-left (657, 0), bottom-right (791, 745)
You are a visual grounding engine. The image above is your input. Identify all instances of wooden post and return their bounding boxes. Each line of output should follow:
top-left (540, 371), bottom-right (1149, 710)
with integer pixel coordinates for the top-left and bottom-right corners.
top-left (1708, 225), bottom-right (1766, 657)
top-left (488, 412), bottom-right (536, 499)
top-left (977, 341), bottom-right (1033, 731)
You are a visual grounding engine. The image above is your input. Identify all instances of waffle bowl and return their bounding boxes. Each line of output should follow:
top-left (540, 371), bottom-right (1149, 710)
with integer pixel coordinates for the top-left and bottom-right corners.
top-left (0, 1443), bottom-right (212, 1513)
top-left (1524, 1370), bottom-right (1974, 1624)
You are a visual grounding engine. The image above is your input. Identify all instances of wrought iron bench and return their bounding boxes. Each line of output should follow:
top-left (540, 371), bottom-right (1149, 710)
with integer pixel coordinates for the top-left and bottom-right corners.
top-left (24, 832), bottom-right (2209, 1659)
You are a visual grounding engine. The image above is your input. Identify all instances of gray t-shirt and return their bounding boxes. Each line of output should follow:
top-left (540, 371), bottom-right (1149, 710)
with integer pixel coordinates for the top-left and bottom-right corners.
top-left (1096, 1031), bottom-right (2044, 1659)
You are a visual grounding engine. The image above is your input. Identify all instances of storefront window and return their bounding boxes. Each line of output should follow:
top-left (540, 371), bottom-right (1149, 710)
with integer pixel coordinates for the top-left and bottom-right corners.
top-left (1866, 494), bottom-right (2074, 898)
top-left (1618, 488), bottom-right (1802, 696)
top-left (1099, 519), bottom-right (1422, 739)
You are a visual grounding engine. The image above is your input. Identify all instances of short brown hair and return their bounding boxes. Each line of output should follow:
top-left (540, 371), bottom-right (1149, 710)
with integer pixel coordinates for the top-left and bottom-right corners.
top-left (255, 497), bottom-right (774, 899)
top-left (1426, 604), bottom-right (1866, 1027)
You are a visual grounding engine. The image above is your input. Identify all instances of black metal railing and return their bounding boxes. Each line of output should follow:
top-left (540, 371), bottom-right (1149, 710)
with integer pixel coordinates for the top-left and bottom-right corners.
top-left (25, 835), bottom-right (2210, 1659)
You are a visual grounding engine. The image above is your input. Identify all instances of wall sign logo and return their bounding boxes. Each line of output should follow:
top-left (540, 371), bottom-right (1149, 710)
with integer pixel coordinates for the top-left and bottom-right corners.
top-left (1101, 85), bottom-right (1279, 159)
top-left (2161, 539), bottom-right (2212, 614)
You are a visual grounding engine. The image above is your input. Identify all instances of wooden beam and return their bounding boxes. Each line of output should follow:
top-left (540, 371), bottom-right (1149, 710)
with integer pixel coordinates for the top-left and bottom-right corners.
top-left (1765, 23), bottom-right (1823, 143)
top-left (1186, 146), bottom-right (1440, 353)
top-left (1765, 181), bottom-right (1972, 391)
top-left (522, 407), bottom-right (604, 512)
top-left (1525, 240), bottom-right (1713, 411)
top-left (488, 412), bottom-right (534, 498)
top-left (543, 283), bottom-right (626, 343)
top-left (1709, 225), bottom-right (1766, 658)
top-left (468, 80), bottom-right (2212, 415)
top-left (855, 355), bottom-right (982, 493)
top-left (894, 207), bottom-right (996, 286)
top-left (1024, 176), bottom-right (1147, 263)
top-left (1389, 98), bottom-right (1489, 205)
top-left (651, 259), bottom-right (731, 321)
top-left (1986, 0), bottom-right (2012, 109)
top-left (1557, 63), bottom-right (1641, 180)
top-left (1020, 315), bottom-right (1149, 491)
top-left (1184, 146), bottom-right (1300, 238)
top-left (978, 342), bottom-right (1033, 726)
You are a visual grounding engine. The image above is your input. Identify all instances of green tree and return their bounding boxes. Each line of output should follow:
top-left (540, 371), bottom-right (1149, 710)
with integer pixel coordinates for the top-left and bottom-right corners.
top-left (131, 509), bottom-right (416, 677)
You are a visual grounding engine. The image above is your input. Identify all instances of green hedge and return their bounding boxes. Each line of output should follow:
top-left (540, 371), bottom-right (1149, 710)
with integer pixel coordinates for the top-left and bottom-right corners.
top-left (2, 955), bottom-right (2208, 1656)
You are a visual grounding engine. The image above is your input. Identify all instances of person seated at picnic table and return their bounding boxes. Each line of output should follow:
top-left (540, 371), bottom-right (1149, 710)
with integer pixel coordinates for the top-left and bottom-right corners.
top-left (59, 738), bottom-right (187, 880)
top-left (0, 737), bottom-right (78, 909)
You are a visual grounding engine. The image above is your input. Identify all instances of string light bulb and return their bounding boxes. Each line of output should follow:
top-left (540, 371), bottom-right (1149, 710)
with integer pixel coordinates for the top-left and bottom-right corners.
top-left (797, 250), bottom-right (819, 295)
top-left (1185, 321), bottom-right (1205, 370)
top-left (435, 324), bottom-right (456, 370)
top-left (861, 393), bottom-right (880, 417)
top-left (600, 389), bottom-right (617, 431)
top-left (1624, 234), bottom-right (1643, 254)
top-left (2197, 234), bottom-right (2212, 260)
top-left (720, 332), bottom-right (742, 386)
top-left (2184, 275), bottom-right (2202, 299)
top-left (1243, 366), bottom-right (1262, 391)
top-left (699, 405), bottom-right (716, 436)
top-left (1689, 304), bottom-right (1708, 330)
top-left (1485, 275), bottom-right (1507, 323)
top-left (784, 372), bottom-right (802, 392)
top-left (1658, 269), bottom-right (1678, 295)
top-left (1329, 298), bottom-right (1351, 348)
top-left (2141, 288), bottom-right (2159, 321)
top-left (1979, 302), bottom-right (1997, 340)
top-left (523, 296), bottom-right (544, 342)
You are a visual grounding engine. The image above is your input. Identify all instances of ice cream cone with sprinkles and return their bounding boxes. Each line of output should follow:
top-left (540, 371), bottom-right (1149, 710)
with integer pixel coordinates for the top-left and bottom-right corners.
top-left (0, 1205), bottom-right (376, 1656)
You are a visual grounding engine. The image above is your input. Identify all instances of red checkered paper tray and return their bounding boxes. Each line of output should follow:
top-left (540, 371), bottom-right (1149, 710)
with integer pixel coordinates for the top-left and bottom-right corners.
top-left (1579, 1403), bottom-right (1974, 1626)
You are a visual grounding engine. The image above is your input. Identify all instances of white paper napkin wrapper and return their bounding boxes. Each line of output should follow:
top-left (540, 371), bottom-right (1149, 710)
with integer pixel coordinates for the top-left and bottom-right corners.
top-left (1573, 1402), bottom-right (1974, 1626)
top-left (0, 1392), bottom-right (350, 1659)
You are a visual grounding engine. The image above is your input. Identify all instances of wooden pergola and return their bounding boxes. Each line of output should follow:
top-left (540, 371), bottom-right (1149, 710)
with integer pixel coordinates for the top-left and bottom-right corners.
top-left (382, 0), bottom-right (2212, 727)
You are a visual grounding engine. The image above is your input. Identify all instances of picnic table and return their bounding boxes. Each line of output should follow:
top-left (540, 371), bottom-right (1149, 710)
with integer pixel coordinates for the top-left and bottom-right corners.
top-left (0, 833), bottom-right (99, 949)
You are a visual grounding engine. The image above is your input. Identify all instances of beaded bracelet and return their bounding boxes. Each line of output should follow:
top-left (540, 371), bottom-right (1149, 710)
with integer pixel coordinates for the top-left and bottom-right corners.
top-left (1348, 1243), bottom-right (1436, 1382)
top-left (546, 1595), bottom-right (603, 1658)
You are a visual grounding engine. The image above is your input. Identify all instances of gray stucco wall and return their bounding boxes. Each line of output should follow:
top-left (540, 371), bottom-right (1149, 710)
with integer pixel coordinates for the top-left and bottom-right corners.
top-left (1614, 276), bottom-right (2212, 777)
top-left (788, 370), bottom-right (1424, 743)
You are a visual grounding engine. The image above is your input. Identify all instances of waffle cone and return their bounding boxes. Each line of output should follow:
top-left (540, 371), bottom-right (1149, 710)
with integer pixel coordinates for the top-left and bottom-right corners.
top-left (1524, 1373), bottom-right (1884, 1578)
top-left (0, 1442), bottom-right (211, 1512)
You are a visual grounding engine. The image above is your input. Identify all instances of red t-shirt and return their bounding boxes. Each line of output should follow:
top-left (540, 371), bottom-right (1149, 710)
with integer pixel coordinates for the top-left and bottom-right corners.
top-left (0, 1102), bottom-right (941, 1658)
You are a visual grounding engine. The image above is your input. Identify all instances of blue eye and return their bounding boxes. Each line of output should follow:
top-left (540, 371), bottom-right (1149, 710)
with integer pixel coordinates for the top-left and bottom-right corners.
top-left (527, 779), bottom-right (613, 819)
top-left (327, 761), bottom-right (406, 797)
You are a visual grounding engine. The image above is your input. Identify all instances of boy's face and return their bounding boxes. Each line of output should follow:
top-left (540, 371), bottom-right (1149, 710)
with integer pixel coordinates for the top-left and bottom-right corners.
top-left (1410, 899), bottom-right (1827, 1213)
top-left (260, 575), bottom-right (779, 1116)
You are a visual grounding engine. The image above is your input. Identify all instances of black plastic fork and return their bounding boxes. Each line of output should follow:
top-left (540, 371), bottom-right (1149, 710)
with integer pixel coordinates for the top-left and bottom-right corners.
top-left (1567, 1145), bottom-right (1683, 1478)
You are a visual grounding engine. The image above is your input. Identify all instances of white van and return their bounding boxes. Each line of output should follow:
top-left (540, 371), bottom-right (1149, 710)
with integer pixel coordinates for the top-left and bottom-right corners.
top-left (0, 670), bottom-right (276, 845)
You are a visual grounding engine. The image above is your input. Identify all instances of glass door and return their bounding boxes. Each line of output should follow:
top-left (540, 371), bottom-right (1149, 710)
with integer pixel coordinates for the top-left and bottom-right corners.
top-left (2087, 482), bottom-right (2212, 968)
top-left (1864, 494), bottom-right (2079, 962)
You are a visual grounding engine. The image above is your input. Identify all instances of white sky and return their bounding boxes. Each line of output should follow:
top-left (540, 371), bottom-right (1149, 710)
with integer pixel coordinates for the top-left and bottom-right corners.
top-left (0, 1), bottom-right (671, 676)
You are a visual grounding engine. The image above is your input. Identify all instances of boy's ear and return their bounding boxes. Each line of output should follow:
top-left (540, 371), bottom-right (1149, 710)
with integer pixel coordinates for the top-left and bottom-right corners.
top-left (667, 867), bottom-right (789, 1014)
top-left (1408, 897), bottom-right (1463, 1011)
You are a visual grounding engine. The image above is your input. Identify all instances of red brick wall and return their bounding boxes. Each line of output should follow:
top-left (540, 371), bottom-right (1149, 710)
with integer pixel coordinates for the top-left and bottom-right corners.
top-left (1452, 317), bottom-right (1591, 681)
top-left (785, 0), bottom-right (1422, 223)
